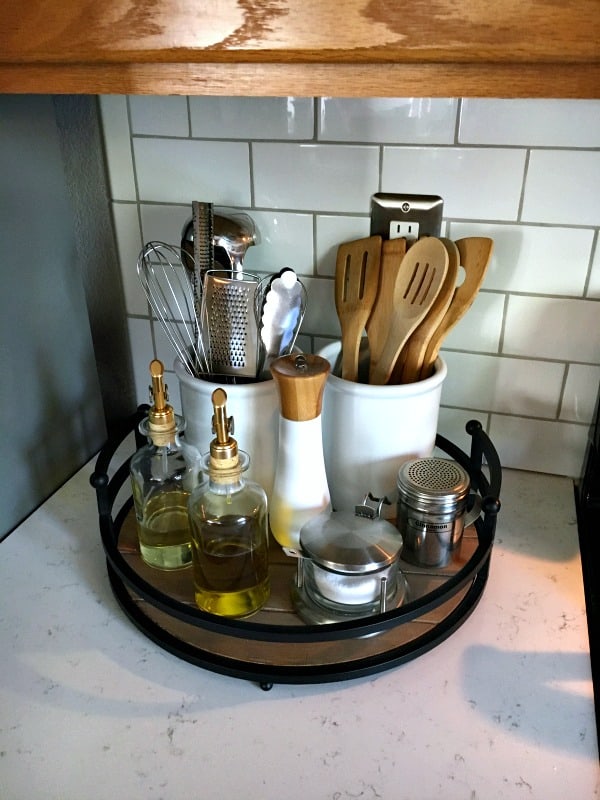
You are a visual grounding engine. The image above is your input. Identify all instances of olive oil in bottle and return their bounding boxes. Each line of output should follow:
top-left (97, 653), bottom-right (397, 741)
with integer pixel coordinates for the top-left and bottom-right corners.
top-left (189, 388), bottom-right (270, 617)
top-left (130, 360), bottom-right (195, 570)
top-left (136, 489), bottom-right (191, 570)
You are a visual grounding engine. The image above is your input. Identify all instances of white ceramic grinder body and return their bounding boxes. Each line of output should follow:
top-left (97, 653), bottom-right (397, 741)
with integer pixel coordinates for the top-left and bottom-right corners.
top-left (269, 353), bottom-right (332, 552)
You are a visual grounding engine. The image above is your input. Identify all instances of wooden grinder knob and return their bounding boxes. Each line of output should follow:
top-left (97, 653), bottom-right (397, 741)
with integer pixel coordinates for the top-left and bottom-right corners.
top-left (270, 353), bottom-right (331, 421)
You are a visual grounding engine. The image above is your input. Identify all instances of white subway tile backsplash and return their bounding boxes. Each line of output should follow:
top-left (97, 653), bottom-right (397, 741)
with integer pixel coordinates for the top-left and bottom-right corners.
top-left (450, 221), bottom-right (594, 296)
top-left (152, 319), bottom-right (187, 380)
top-left (189, 96), bottom-right (314, 140)
top-left (503, 296), bottom-right (600, 362)
top-left (129, 96), bottom-right (190, 137)
top-left (127, 317), bottom-right (156, 403)
top-left (315, 215), bottom-right (371, 276)
top-left (488, 415), bottom-right (589, 476)
top-left (242, 211), bottom-right (314, 275)
top-left (441, 352), bottom-right (564, 418)
top-left (99, 95), bottom-right (136, 201)
top-left (140, 203), bottom-right (190, 245)
top-left (252, 143), bottom-right (379, 212)
top-left (302, 276), bottom-right (339, 337)
top-left (522, 150), bottom-right (600, 226)
top-left (382, 147), bottom-right (526, 220)
top-left (560, 364), bottom-right (600, 423)
top-left (112, 202), bottom-right (146, 315)
top-left (133, 138), bottom-right (251, 204)
top-left (439, 291), bottom-right (505, 353)
top-left (99, 94), bottom-right (600, 478)
top-left (460, 99), bottom-right (600, 147)
top-left (436, 407), bottom-right (489, 457)
top-left (318, 98), bottom-right (457, 143)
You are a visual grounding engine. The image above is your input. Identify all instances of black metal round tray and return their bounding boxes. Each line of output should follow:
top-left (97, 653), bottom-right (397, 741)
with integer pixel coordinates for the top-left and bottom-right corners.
top-left (91, 410), bottom-right (501, 689)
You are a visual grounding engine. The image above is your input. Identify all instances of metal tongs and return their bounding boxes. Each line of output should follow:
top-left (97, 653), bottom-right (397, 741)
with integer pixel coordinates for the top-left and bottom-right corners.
top-left (254, 268), bottom-right (307, 379)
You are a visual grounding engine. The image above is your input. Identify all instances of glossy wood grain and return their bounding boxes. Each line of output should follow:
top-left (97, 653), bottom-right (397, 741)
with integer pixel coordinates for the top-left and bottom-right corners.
top-left (0, 0), bottom-right (598, 96)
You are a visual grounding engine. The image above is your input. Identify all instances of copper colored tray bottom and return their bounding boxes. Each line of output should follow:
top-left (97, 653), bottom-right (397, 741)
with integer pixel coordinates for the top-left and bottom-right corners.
top-left (118, 510), bottom-right (478, 669)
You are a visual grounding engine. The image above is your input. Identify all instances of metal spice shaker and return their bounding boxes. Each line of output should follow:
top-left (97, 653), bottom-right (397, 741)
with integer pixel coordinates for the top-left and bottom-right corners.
top-left (396, 457), bottom-right (481, 567)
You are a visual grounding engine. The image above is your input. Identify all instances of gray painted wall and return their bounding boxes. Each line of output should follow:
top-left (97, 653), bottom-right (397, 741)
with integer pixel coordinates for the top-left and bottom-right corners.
top-left (0, 95), bottom-right (108, 538)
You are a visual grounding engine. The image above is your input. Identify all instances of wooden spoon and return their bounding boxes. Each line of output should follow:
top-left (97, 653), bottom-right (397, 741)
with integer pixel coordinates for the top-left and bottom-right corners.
top-left (395, 238), bottom-right (460, 383)
top-left (369, 237), bottom-right (449, 386)
top-left (365, 237), bottom-right (407, 374)
top-left (419, 236), bottom-right (494, 379)
top-left (335, 235), bottom-right (382, 381)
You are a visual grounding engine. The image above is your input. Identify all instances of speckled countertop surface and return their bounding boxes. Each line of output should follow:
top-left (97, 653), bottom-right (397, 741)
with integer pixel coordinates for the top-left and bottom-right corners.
top-left (0, 459), bottom-right (598, 800)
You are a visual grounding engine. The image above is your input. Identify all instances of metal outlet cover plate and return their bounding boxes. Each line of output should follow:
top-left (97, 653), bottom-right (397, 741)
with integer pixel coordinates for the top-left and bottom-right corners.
top-left (370, 193), bottom-right (444, 241)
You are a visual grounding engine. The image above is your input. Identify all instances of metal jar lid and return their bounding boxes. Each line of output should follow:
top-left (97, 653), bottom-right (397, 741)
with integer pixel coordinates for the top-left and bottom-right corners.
top-left (299, 510), bottom-right (402, 574)
top-left (397, 457), bottom-right (471, 514)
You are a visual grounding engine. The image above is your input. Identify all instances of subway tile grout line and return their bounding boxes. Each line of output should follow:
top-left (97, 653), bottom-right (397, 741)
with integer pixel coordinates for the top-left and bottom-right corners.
top-left (127, 96), bottom-right (158, 358)
top-left (311, 214), bottom-right (318, 276)
top-left (185, 96), bottom-right (192, 138)
top-left (479, 287), bottom-right (600, 302)
top-left (454, 99), bottom-right (462, 145)
top-left (248, 141), bottom-right (255, 208)
top-left (516, 148), bottom-right (530, 222)
top-left (583, 229), bottom-right (599, 298)
top-left (453, 408), bottom-right (591, 428)
top-left (118, 198), bottom-right (597, 236)
top-left (556, 363), bottom-right (570, 421)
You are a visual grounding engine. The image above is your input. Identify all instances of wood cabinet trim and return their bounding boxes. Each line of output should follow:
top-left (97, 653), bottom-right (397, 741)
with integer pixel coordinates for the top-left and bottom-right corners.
top-left (1, 1), bottom-right (598, 98)
top-left (1, 61), bottom-right (598, 99)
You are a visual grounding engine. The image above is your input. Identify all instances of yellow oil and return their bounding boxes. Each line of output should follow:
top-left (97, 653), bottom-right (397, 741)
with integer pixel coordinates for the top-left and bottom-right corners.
top-left (192, 514), bottom-right (270, 617)
top-left (137, 490), bottom-right (192, 570)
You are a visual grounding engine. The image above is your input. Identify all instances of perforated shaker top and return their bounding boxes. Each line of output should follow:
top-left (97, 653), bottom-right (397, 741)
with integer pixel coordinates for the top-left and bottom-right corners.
top-left (397, 457), bottom-right (470, 510)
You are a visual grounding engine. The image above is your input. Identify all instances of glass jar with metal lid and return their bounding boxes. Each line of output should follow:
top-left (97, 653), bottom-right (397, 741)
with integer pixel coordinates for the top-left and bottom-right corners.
top-left (290, 495), bottom-right (407, 624)
top-left (396, 457), bottom-right (482, 568)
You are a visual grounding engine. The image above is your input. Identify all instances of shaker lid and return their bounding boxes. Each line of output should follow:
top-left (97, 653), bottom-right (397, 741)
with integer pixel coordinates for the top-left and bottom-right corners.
top-left (299, 509), bottom-right (402, 574)
top-left (397, 457), bottom-right (470, 506)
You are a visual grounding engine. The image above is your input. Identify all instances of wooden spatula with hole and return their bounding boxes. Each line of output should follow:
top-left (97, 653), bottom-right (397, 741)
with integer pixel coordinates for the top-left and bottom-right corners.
top-left (369, 237), bottom-right (449, 385)
top-left (418, 236), bottom-right (494, 380)
top-left (394, 238), bottom-right (460, 383)
top-left (335, 235), bottom-right (382, 381)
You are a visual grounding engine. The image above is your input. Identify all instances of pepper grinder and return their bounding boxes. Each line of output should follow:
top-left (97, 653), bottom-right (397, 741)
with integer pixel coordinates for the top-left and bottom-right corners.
top-left (269, 353), bottom-right (331, 552)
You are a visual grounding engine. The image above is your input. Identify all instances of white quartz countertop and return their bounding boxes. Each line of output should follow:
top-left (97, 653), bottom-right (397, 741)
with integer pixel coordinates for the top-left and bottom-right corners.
top-left (0, 456), bottom-right (598, 800)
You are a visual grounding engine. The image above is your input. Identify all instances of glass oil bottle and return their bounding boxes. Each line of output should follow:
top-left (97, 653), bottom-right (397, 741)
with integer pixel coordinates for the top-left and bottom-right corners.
top-left (130, 360), bottom-right (194, 570)
top-left (188, 388), bottom-right (270, 618)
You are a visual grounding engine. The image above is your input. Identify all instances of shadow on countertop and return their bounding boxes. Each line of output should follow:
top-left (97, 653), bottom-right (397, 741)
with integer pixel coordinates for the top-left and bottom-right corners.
top-left (461, 644), bottom-right (598, 758)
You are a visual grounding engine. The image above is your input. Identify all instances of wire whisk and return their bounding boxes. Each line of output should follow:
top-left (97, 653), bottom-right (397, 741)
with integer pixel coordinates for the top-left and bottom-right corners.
top-left (137, 241), bottom-right (209, 377)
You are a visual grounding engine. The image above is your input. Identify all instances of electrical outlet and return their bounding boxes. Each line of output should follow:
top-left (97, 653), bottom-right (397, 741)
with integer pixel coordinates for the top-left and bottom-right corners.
top-left (370, 193), bottom-right (443, 242)
top-left (389, 220), bottom-right (420, 241)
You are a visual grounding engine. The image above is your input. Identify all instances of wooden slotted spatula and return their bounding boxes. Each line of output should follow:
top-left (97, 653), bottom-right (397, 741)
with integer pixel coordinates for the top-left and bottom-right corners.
top-left (369, 237), bottom-right (449, 386)
top-left (418, 236), bottom-right (494, 379)
top-left (394, 238), bottom-right (460, 384)
top-left (365, 237), bottom-right (407, 376)
top-left (335, 235), bottom-right (382, 381)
